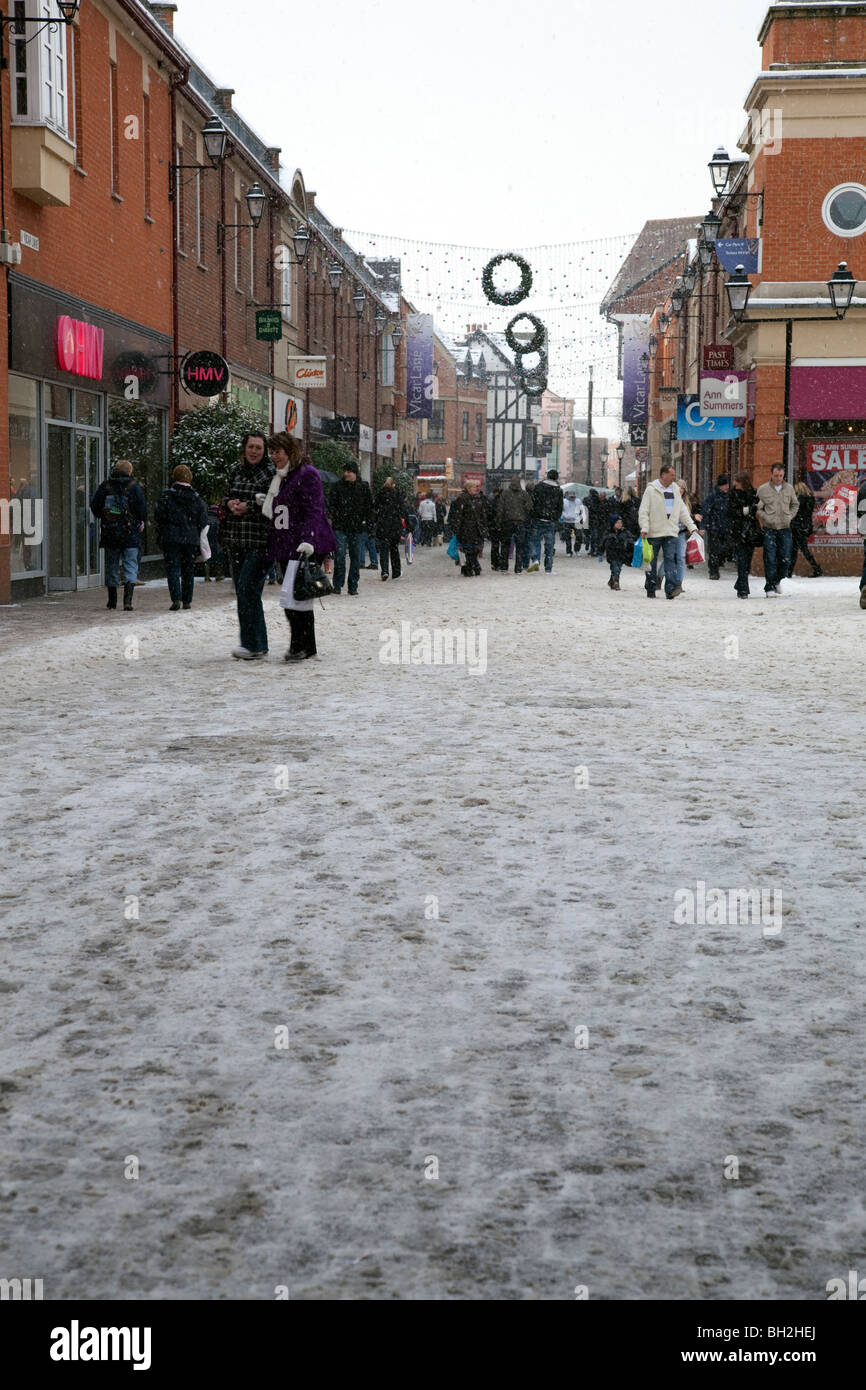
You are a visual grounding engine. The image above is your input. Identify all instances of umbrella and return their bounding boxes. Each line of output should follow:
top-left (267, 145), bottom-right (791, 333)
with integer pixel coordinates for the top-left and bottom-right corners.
top-left (313, 468), bottom-right (339, 483)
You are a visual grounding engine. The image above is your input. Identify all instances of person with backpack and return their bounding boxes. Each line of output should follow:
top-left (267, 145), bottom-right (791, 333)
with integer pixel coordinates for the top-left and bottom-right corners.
top-left (155, 466), bottom-right (209, 611)
top-left (528, 469), bottom-right (564, 572)
top-left (90, 459), bottom-right (147, 611)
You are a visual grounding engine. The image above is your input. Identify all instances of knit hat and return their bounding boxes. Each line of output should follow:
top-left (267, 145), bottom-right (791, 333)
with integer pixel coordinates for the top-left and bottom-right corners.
top-left (342, 460), bottom-right (358, 475)
top-left (716, 475), bottom-right (729, 487)
top-left (608, 512), bottom-right (622, 523)
top-left (172, 465), bottom-right (193, 484)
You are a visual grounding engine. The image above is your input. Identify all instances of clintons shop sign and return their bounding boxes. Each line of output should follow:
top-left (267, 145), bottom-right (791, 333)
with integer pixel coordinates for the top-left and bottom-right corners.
top-left (55, 316), bottom-right (105, 380)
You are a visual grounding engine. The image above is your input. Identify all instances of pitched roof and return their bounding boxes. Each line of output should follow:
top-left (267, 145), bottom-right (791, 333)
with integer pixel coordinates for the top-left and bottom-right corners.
top-left (601, 217), bottom-right (701, 316)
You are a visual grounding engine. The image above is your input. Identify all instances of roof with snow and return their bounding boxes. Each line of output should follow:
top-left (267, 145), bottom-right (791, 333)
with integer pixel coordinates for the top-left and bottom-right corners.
top-left (600, 218), bottom-right (702, 317)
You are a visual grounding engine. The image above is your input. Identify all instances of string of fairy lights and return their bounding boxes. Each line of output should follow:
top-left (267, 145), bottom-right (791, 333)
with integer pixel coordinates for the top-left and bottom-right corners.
top-left (344, 228), bottom-right (638, 408)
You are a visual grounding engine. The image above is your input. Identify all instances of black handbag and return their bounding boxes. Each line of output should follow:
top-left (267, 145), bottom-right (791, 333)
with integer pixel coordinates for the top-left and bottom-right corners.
top-left (293, 556), bottom-right (334, 601)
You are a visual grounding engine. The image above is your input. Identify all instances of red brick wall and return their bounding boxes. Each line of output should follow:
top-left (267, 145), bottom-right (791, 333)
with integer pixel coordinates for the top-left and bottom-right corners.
top-left (754, 139), bottom-right (866, 284)
top-left (761, 9), bottom-right (866, 68)
top-left (9, 11), bottom-right (173, 336)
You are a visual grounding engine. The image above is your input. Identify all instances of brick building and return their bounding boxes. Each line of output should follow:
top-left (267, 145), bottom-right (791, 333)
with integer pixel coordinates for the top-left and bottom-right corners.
top-left (413, 332), bottom-right (487, 497)
top-left (2, 0), bottom-right (185, 600)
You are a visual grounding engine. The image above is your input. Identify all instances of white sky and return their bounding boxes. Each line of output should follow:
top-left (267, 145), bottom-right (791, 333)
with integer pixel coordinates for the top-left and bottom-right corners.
top-left (172, 0), bottom-right (773, 247)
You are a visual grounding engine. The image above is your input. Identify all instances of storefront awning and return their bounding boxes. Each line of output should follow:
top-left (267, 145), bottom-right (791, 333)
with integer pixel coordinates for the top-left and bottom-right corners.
top-left (789, 362), bottom-right (866, 420)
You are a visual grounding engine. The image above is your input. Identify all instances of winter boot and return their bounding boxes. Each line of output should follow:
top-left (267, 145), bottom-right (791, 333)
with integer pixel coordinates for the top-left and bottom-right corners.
top-left (460, 564), bottom-right (472, 577)
top-left (106, 586), bottom-right (118, 610)
top-left (810, 564), bottom-right (823, 577)
top-left (123, 582), bottom-right (135, 611)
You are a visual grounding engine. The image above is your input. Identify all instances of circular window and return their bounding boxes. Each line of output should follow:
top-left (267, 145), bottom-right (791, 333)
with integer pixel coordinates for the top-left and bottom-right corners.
top-left (822, 183), bottom-right (866, 237)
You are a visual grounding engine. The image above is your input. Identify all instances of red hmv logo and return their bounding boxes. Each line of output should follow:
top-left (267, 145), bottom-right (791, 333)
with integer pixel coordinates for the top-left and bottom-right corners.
top-left (181, 350), bottom-right (230, 397)
top-left (55, 316), bottom-right (105, 380)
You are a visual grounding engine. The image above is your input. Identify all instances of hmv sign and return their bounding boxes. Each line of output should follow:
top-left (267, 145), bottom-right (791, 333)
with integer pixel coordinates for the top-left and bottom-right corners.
top-left (181, 350), bottom-right (230, 397)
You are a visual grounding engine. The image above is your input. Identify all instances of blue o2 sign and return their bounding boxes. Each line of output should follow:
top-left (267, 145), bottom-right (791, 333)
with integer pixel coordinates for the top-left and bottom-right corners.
top-left (676, 394), bottom-right (742, 441)
top-left (181, 350), bottom-right (230, 397)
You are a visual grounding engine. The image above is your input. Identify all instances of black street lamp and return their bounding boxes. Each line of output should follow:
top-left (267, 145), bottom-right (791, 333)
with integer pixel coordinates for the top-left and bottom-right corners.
top-left (683, 263), bottom-right (698, 295)
top-left (698, 240), bottom-right (715, 272)
top-left (216, 181), bottom-right (267, 253)
top-left (709, 146), bottom-right (733, 197)
top-left (724, 261), bottom-right (859, 478)
top-left (327, 260), bottom-right (343, 292)
top-left (701, 210), bottom-right (722, 246)
top-left (352, 286), bottom-right (367, 317)
top-left (671, 283), bottom-right (684, 315)
top-left (291, 224), bottom-right (311, 263)
top-left (616, 441), bottom-right (626, 490)
top-left (202, 115), bottom-right (229, 166)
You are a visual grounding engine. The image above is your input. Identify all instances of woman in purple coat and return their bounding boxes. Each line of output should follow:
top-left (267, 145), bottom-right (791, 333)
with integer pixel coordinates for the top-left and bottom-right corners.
top-left (262, 433), bottom-right (336, 662)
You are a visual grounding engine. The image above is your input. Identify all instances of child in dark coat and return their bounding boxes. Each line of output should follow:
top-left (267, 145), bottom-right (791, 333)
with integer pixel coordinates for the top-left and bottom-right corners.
top-left (600, 513), bottom-right (633, 591)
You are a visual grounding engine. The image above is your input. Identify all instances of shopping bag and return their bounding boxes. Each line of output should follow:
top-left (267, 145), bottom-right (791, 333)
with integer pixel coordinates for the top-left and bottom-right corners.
top-left (631, 538), bottom-right (643, 568)
top-left (405, 533), bottom-right (414, 564)
top-left (641, 538), bottom-right (654, 564)
top-left (199, 526), bottom-right (212, 562)
top-left (685, 532), bottom-right (705, 565)
top-left (447, 534), bottom-right (460, 560)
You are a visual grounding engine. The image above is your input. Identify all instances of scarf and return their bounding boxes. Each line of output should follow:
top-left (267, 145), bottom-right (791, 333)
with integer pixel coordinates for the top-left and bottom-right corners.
top-left (262, 464), bottom-right (291, 520)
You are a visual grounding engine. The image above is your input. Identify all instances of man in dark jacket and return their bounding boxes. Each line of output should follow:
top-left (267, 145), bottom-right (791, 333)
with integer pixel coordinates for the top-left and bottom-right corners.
top-left (329, 459), bottom-right (373, 596)
top-left (495, 478), bottom-right (532, 573)
top-left (700, 474), bottom-right (732, 580)
top-left (155, 465), bottom-right (209, 610)
top-left (373, 475), bottom-right (407, 581)
top-left (90, 459), bottom-right (147, 611)
top-left (528, 469), bottom-right (564, 573)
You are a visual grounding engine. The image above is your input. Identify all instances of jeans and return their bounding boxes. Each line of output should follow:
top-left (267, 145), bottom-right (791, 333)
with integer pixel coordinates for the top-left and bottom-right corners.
top-left (359, 532), bottom-right (378, 565)
top-left (559, 522), bottom-right (575, 554)
top-left (420, 519), bottom-right (435, 546)
top-left (164, 544), bottom-right (197, 605)
top-left (333, 530), bottom-right (363, 593)
top-left (674, 528), bottom-right (688, 585)
top-left (489, 530), bottom-right (507, 570)
top-left (231, 548), bottom-right (270, 653)
top-left (762, 527), bottom-right (792, 590)
top-left (378, 537), bottom-right (402, 578)
top-left (706, 530), bottom-right (731, 576)
top-left (609, 560), bottom-right (622, 580)
top-left (735, 543), bottom-right (755, 595)
top-left (646, 534), bottom-right (679, 595)
top-left (531, 520), bottom-right (557, 571)
top-left (790, 530), bottom-right (822, 576)
top-left (105, 546), bottom-right (140, 586)
top-left (462, 543), bottom-right (480, 573)
top-left (500, 522), bottom-right (526, 571)
top-left (589, 520), bottom-right (601, 555)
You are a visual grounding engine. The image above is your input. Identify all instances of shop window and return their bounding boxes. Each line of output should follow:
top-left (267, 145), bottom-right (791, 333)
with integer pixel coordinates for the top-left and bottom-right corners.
top-left (8, 376), bottom-right (43, 576)
top-left (475, 412), bottom-right (483, 445)
top-left (380, 333), bottom-right (395, 387)
top-left (11, 1), bottom-right (68, 138)
top-left (108, 399), bottom-right (167, 557)
top-left (75, 390), bottom-right (101, 427)
top-left (822, 184), bottom-right (866, 238)
top-left (428, 402), bottom-right (445, 443)
top-left (45, 383), bottom-right (71, 420)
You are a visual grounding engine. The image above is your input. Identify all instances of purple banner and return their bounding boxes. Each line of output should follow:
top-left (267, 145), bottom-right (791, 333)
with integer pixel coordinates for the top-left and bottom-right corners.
top-left (621, 315), bottom-right (650, 429)
top-left (406, 313), bottom-right (434, 420)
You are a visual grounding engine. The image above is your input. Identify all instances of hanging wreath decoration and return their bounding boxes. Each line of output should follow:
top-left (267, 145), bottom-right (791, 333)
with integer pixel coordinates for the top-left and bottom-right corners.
top-left (514, 346), bottom-right (548, 381)
top-left (482, 252), bottom-right (533, 307)
top-left (505, 312), bottom-right (546, 355)
top-left (520, 369), bottom-right (548, 399)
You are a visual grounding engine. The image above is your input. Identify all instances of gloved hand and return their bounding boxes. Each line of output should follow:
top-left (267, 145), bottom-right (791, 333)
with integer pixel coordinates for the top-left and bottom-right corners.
top-left (296, 542), bottom-right (314, 557)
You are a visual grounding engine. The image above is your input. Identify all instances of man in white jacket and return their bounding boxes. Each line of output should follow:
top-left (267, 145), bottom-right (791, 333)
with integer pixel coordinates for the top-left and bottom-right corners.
top-left (638, 464), bottom-right (698, 599)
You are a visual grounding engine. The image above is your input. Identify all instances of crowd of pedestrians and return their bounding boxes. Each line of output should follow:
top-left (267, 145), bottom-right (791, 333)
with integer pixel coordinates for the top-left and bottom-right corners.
top-left (90, 435), bottom-right (865, 661)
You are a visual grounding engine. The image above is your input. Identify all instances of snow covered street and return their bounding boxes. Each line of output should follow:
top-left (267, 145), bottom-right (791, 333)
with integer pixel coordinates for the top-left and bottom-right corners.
top-left (1, 549), bottom-right (864, 1301)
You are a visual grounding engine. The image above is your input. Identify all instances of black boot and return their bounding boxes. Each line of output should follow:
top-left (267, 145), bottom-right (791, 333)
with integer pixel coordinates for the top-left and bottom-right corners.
top-left (106, 587), bottom-right (118, 610)
top-left (123, 582), bottom-right (135, 611)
